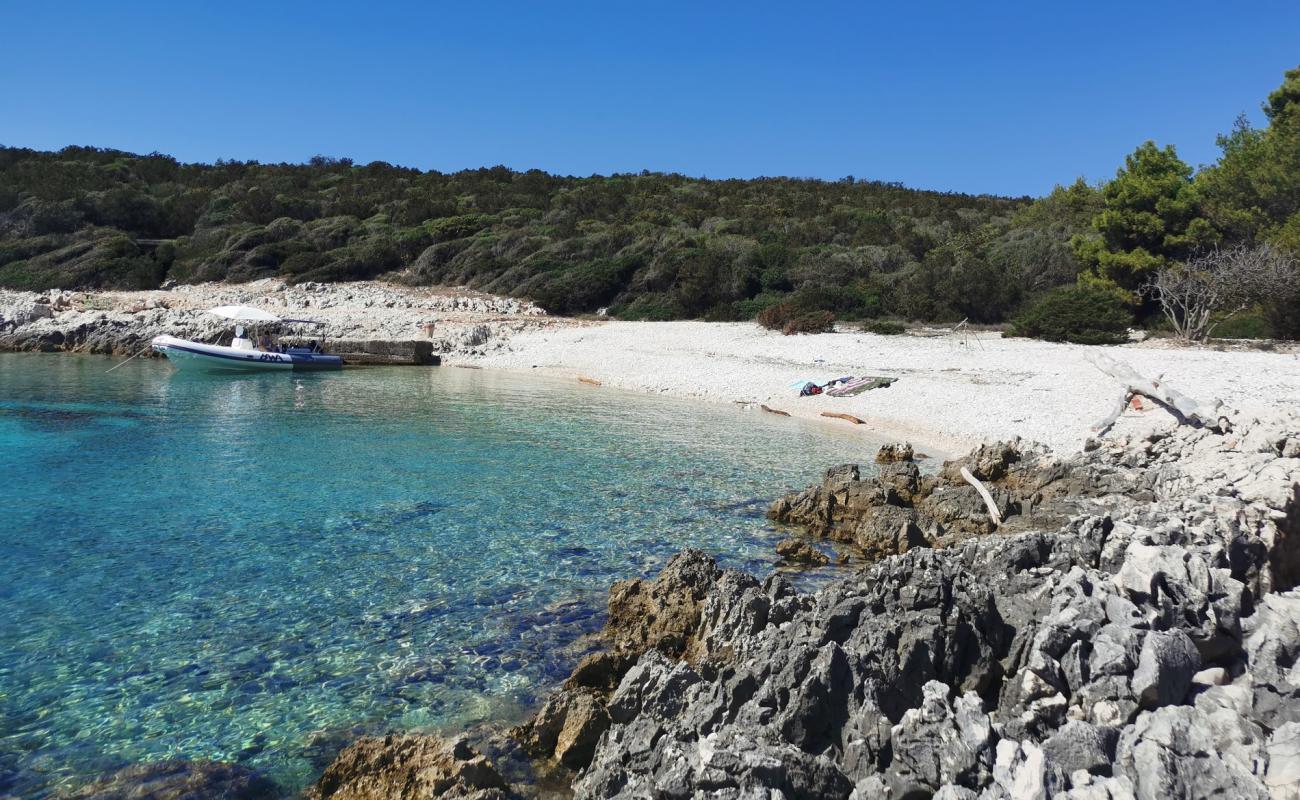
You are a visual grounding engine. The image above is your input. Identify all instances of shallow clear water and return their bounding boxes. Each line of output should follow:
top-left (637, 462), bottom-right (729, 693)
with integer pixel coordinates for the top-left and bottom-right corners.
top-left (0, 353), bottom-right (883, 796)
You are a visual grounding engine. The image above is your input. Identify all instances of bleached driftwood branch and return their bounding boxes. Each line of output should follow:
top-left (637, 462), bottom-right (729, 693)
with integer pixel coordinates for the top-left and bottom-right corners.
top-left (960, 467), bottom-right (1003, 526)
top-left (1088, 354), bottom-right (1225, 435)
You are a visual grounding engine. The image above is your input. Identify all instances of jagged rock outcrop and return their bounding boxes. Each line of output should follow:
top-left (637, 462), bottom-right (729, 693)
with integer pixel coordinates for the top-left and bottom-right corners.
top-left (306, 412), bottom-right (1300, 798)
top-left (512, 550), bottom-right (726, 767)
top-left (563, 412), bottom-right (1300, 798)
top-left (310, 735), bottom-right (509, 800)
top-left (767, 436), bottom-right (1102, 559)
top-left (68, 759), bottom-right (278, 800)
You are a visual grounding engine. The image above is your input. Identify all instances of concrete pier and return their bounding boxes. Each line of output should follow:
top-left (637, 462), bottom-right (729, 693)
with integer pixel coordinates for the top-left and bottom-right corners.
top-left (330, 339), bottom-right (440, 366)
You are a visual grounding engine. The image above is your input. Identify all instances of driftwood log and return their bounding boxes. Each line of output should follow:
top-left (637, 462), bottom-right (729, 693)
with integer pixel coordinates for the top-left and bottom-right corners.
top-left (1089, 354), bottom-right (1226, 435)
top-left (821, 411), bottom-right (866, 425)
top-left (578, 376), bottom-right (602, 386)
top-left (959, 466), bottom-right (1003, 526)
top-left (760, 405), bottom-right (791, 417)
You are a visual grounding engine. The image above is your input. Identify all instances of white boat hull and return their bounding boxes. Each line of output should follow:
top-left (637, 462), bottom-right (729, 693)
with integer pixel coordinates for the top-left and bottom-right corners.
top-left (151, 335), bottom-right (293, 372)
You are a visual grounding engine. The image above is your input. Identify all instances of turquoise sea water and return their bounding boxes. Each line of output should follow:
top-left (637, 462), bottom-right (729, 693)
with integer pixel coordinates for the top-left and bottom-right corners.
top-left (0, 353), bottom-right (883, 796)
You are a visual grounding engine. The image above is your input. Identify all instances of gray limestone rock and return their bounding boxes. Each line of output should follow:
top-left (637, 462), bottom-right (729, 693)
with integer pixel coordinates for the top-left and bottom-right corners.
top-left (546, 414), bottom-right (1298, 799)
top-left (1115, 707), bottom-right (1268, 800)
top-left (1265, 722), bottom-right (1300, 800)
top-left (1131, 629), bottom-right (1200, 709)
top-left (1041, 721), bottom-right (1118, 780)
top-left (886, 681), bottom-right (995, 796)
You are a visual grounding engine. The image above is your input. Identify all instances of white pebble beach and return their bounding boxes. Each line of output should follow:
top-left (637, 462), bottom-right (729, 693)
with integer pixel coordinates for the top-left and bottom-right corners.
top-left (463, 321), bottom-right (1300, 455)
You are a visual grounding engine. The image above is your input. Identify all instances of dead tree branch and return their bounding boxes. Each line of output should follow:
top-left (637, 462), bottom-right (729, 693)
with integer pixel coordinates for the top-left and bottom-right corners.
top-left (1088, 354), bottom-right (1226, 435)
top-left (1145, 243), bottom-right (1299, 343)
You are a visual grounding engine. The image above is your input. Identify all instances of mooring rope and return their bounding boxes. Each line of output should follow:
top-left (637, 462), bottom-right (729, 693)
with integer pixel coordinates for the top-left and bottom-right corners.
top-left (105, 342), bottom-right (155, 373)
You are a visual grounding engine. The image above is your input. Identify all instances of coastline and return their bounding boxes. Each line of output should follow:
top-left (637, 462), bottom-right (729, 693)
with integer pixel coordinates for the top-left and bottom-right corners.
top-left (8, 281), bottom-right (1299, 457)
top-left (6, 318), bottom-right (1299, 796)
top-left (453, 362), bottom-right (959, 462)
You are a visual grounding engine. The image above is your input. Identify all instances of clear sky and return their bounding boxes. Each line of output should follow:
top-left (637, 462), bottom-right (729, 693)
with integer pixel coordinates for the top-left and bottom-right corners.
top-left (1, 1), bottom-right (1296, 196)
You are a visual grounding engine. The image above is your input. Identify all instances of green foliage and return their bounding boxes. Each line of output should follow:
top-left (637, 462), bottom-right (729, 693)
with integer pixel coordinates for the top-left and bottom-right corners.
top-left (0, 145), bottom-right (1024, 321)
top-left (864, 319), bottom-right (906, 335)
top-left (0, 230), bottom-right (169, 290)
top-left (1195, 67), bottom-right (1300, 339)
top-left (1198, 70), bottom-right (1300, 252)
top-left (4, 68), bottom-right (1296, 342)
top-left (1075, 141), bottom-right (1216, 291)
top-left (612, 294), bottom-right (683, 321)
top-left (1265, 66), bottom-right (1300, 121)
top-left (1210, 309), bottom-right (1274, 340)
top-left (758, 302), bottom-right (835, 335)
top-left (1006, 284), bottom-right (1133, 345)
top-left (523, 256), bottom-right (643, 316)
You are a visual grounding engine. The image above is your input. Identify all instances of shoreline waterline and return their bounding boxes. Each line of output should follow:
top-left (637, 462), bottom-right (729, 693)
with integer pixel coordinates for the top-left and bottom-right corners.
top-left (442, 360), bottom-right (960, 462)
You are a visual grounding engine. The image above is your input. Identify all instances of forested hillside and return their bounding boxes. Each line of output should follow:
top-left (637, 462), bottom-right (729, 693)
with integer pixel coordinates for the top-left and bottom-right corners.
top-left (0, 150), bottom-right (1050, 321)
top-left (2, 67), bottom-right (1296, 334)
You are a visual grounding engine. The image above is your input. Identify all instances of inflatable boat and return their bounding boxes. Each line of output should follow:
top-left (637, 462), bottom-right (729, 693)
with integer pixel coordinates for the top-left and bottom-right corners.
top-left (151, 306), bottom-right (344, 373)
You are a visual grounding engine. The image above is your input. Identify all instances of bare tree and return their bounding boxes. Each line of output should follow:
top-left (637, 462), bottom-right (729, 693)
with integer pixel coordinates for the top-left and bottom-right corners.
top-left (1145, 243), bottom-right (1299, 342)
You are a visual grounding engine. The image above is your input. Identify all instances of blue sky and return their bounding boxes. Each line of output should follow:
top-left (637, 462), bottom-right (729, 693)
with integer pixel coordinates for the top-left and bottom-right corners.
top-left (1, 1), bottom-right (1296, 196)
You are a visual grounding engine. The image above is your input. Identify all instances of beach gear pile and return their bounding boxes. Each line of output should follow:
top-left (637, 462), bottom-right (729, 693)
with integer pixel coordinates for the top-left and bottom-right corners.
top-left (794, 375), bottom-right (897, 397)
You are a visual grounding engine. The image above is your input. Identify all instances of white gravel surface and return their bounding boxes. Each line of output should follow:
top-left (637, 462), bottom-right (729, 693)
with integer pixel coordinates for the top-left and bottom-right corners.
top-left (461, 321), bottom-right (1300, 455)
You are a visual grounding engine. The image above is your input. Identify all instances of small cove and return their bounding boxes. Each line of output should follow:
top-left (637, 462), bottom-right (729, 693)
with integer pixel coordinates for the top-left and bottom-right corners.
top-left (0, 353), bottom-right (894, 795)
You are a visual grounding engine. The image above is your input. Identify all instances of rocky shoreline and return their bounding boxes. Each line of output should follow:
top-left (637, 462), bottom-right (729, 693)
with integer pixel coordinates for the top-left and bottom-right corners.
top-left (62, 408), bottom-right (1300, 799)
top-left (0, 280), bottom-right (560, 363)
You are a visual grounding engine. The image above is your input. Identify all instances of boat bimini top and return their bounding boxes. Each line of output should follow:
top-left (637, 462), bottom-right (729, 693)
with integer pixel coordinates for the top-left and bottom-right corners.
top-left (207, 305), bottom-right (282, 323)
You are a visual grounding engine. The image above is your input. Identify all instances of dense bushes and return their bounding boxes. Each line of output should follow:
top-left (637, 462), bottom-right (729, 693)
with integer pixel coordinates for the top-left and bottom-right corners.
top-left (1006, 285), bottom-right (1133, 345)
top-left (864, 319), bottom-right (906, 335)
top-left (757, 302), bottom-right (836, 335)
top-left (0, 146), bottom-right (1028, 319)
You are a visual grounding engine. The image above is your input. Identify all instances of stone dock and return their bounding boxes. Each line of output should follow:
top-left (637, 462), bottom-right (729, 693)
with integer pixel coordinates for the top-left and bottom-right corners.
top-left (329, 339), bottom-right (440, 366)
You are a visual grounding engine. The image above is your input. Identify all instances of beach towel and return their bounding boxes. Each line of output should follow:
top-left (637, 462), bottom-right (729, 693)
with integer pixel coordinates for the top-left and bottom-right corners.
top-left (826, 376), bottom-right (897, 397)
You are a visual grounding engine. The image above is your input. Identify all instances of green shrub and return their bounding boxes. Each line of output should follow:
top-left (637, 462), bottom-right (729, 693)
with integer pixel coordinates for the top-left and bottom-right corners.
top-left (0, 144), bottom-right (1033, 306)
top-left (1211, 309), bottom-right (1274, 340)
top-left (865, 319), bottom-right (906, 335)
top-left (759, 303), bottom-right (835, 334)
top-left (612, 293), bottom-right (682, 321)
top-left (783, 310), bottom-right (836, 335)
top-left (525, 255), bottom-right (643, 315)
top-left (1006, 284), bottom-right (1132, 345)
top-left (728, 292), bottom-right (786, 321)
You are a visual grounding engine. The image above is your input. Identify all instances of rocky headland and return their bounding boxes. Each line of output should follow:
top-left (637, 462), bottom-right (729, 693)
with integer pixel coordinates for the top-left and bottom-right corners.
top-left (0, 280), bottom-right (560, 362)
top-left (50, 398), bottom-right (1300, 798)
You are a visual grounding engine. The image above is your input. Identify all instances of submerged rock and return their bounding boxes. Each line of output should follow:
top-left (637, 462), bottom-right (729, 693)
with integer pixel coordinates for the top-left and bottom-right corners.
top-left (775, 537), bottom-right (830, 565)
top-left (68, 759), bottom-right (278, 800)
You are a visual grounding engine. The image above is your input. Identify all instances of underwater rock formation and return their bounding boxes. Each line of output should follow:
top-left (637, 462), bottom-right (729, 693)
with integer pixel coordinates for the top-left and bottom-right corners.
top-left (67, 759), bottom-right (278, 800)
